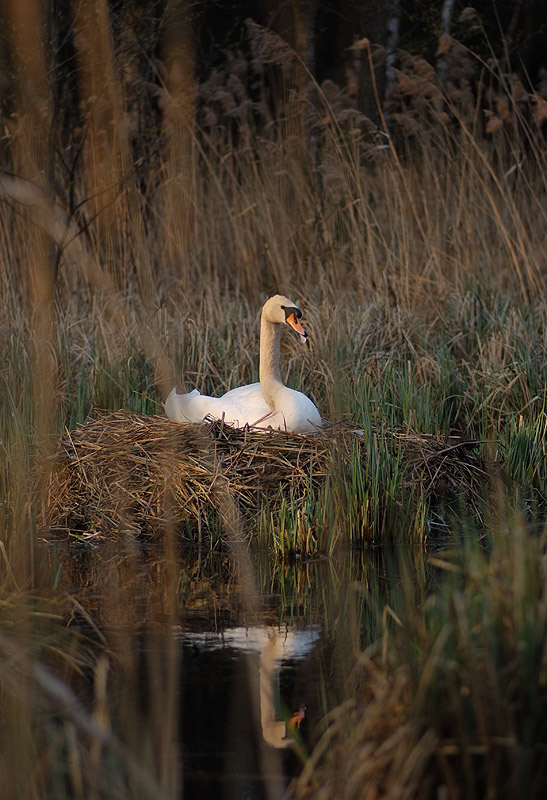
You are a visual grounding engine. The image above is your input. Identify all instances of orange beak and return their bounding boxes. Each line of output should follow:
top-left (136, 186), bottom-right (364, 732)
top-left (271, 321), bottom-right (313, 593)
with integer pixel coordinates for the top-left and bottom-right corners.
top-left (286, 311), bottom-right (308, 340)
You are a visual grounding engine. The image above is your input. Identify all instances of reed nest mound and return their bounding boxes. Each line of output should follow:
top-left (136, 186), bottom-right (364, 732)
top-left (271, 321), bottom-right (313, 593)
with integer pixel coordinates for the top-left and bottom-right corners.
top-left (40, 411), bottom-right (487, 542)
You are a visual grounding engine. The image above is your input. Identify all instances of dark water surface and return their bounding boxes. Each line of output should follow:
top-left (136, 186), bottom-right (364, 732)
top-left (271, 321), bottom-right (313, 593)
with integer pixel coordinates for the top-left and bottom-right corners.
top-left (54, 538), bottom-right (429, 799)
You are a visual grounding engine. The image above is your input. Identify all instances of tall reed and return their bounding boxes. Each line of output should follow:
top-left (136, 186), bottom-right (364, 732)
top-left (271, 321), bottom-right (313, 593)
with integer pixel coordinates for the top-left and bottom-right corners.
top-left (292, 507), bottom-right (547, 799)
top-left (0, 5), bottom-right (547, 796)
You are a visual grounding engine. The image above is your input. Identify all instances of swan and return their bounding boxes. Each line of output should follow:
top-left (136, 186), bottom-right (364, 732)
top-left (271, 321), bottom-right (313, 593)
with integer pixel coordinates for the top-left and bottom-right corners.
top-left (164, 295), bottom-right (321, 433)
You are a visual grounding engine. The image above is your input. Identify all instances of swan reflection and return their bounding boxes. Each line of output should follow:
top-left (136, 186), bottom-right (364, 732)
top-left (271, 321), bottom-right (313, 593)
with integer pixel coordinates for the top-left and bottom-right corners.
top-left (181, 625), bottom-right (320, 748)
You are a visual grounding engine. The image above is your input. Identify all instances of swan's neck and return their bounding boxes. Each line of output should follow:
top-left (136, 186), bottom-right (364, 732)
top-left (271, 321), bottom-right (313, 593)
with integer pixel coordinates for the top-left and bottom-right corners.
top-left (259, 316), bottom-right (283, 409)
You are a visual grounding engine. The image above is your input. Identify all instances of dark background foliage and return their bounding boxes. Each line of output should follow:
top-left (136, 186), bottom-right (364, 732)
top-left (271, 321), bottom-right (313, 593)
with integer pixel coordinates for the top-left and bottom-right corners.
top-left (1, 1), bottom-right (546, 132)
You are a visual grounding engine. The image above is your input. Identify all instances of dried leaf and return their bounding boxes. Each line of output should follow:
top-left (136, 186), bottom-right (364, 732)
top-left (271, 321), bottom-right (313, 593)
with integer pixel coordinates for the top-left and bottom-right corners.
top-left (436, 34), bottom-right (452, 58)
top-left (485, 113), bottom-right (503, 134)
top-left (459, 7), bottom-right (478, 23)
top-left (532, 93), bottom-right (547, 123)
top-left (495, 97), bottom-right (511, 122)
top-left (349, 37), bottom-right (370, 52)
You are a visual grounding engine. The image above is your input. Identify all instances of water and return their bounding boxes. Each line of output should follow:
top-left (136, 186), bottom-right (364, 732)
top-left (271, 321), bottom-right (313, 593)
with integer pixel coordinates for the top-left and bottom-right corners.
top-left (51, 538), bottom-right (426, 798)
top-left (178, 625), bottom-right (320, 799)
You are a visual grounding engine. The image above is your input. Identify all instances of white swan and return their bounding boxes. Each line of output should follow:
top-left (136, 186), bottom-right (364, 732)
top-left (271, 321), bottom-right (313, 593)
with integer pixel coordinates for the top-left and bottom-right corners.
top-left (165, 295), bottom-right (321, 434)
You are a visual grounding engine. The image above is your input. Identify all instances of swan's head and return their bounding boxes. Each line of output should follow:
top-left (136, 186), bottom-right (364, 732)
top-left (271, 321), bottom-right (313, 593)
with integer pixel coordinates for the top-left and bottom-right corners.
top-left (262, 295), bottom-right (309, 343)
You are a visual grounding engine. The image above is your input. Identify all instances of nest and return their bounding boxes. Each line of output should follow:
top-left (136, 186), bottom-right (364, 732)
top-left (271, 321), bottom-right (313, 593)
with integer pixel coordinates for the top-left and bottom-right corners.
top-left (40, 411), bottom-right (487, 542)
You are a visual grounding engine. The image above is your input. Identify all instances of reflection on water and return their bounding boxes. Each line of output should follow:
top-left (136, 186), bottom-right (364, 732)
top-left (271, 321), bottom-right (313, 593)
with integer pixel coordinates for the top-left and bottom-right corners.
top-left (180, 625), bottom-right (320, 799)
top-left (50, 536), bottom-right (430, 799)
top-left (182, 625), bottom-right (320, 750)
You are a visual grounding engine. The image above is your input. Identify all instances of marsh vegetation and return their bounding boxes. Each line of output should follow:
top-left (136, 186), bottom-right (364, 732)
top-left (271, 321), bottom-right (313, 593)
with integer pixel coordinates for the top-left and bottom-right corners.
top-left (1, 2), bottom-right (547, 797)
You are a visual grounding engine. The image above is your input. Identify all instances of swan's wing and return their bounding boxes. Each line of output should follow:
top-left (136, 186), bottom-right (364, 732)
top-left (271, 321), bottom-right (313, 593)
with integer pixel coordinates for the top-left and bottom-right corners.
top-left (292, 390), bottom-right (322, 431)
top-left (266, 388), bottom-right (322, 433)
top-left (216, 385), bottom-right (321, 431)
top-left (220, 383), bottom-right (261, 402)
top-left (221, 385), bottom-right (321, 432)
top-left (166, 389), bottom-right (233, 424)
top-left (218, 384), bottom-right (274, 426)
top-left (165, 388), bottom-right (203, 422)
top-left (165, 383), bottom-right (274, 427)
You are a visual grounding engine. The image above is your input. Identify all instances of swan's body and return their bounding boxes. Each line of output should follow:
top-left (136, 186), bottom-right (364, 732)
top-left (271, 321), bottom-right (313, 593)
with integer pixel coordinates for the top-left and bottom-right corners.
top-left (165, 295), bottom-right (321, 434)
top-left (165, 382), bottom-right (319, 431)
